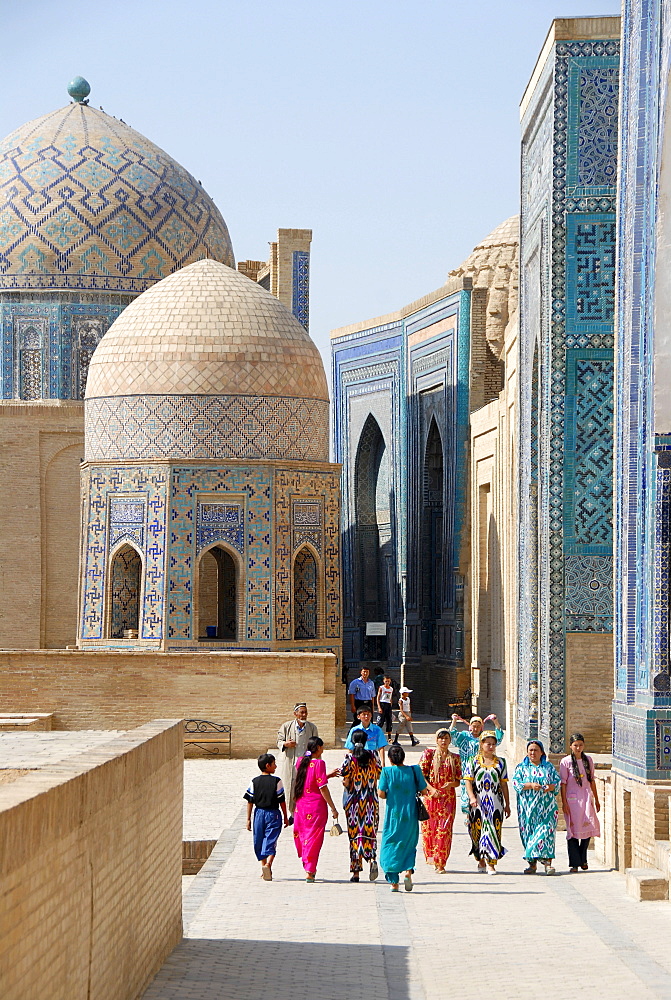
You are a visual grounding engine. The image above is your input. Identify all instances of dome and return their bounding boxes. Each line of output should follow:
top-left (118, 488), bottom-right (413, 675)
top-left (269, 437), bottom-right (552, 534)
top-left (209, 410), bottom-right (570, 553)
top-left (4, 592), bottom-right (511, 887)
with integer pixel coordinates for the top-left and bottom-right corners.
top-left (84, 259), bottom-right (329, 463)
top-left (449, 216), bottom-right (519, 360)
top-left (0, 99), bottom-right (234, 293)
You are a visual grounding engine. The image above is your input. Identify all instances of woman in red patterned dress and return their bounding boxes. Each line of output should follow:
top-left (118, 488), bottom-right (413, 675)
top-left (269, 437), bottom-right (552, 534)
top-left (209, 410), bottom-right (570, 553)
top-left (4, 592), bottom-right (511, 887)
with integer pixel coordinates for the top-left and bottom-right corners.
top-left (419, 729), bottom-right (462, 873)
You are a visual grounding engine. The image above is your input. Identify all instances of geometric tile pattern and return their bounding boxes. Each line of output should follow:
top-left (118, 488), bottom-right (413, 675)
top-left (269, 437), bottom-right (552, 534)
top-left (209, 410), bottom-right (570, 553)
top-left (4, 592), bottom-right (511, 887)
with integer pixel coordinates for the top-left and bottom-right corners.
top-left (292, 498), bottom-right (323, 555)
top-left (1, 295), bottom-right (130, 399)
top-left (109, 497), bottom-right (145, 549)
top-left (275, 469), bottom-right (340, 641)
top-left (0, 102), bottom-right (233, 293)
top-left (519, 38), bottom-right (619, 751)
top-left (196, 502), bottom-right (244, 555)
top-left (575, 65), bottom-right (619, 186)
top-left (85, 394), bottom-right (330, 462)
top-left (565, 554), bottom-right (613, 624)
top-left (293, 547), bottom-right (317, 639)
top-left (168, 467), bottom-right (271, 642)
top-left (655, 720), bottom-right (671, 770)
top-left (80, 460), bottom-right (340, 652)
top-left (292, 250), bottom-right (310, 331)
top-left (80, 469), bottom-right (166, 642)
top-left (569, 220), bottom-right (616, 326)
top-left (653, 457), bottom-right (671, 685)
top-left (613, 0), bottom-right (668, 717)
top-left (570, 356), bottom-right (615, 547)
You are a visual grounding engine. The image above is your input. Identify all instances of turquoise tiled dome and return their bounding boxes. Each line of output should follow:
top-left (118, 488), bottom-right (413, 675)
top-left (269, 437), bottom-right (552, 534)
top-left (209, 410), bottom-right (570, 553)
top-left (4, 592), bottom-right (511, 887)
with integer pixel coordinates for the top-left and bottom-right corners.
top-left (0, 99), bottom-right (234, 293)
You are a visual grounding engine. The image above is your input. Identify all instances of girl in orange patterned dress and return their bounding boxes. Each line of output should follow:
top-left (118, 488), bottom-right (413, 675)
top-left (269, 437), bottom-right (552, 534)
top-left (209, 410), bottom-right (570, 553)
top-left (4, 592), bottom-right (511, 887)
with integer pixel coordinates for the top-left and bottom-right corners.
top-left (419, 729), bottom-right (462, 873)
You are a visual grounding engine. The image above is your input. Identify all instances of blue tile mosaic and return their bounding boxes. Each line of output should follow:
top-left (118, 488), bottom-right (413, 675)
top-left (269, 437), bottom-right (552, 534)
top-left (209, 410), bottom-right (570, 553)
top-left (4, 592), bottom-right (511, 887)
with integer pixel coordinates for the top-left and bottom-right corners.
top-left (519, 37), bottom-right (619, 751)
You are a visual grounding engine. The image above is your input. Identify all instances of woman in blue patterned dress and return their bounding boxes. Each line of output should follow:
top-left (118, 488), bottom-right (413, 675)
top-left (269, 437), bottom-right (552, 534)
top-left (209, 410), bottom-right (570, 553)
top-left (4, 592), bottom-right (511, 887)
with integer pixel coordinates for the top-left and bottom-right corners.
top-left (512, 740), bottom-right (560, 875)
top-left (463, 732), bottom-right (510, 874)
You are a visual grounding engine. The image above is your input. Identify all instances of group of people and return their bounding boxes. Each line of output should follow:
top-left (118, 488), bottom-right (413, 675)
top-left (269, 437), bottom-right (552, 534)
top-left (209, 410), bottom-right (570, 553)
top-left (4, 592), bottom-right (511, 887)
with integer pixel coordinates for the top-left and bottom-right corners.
top-left (348, 667), bottom-right (419, 746)
top-left (242, 700), bottom-right (602, 888)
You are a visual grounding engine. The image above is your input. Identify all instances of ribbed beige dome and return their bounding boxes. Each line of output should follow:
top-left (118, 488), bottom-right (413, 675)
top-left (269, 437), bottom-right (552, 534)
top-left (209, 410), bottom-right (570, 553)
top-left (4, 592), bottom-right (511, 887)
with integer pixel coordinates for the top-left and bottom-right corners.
top-left (85, 258), bottom-right (329, 400)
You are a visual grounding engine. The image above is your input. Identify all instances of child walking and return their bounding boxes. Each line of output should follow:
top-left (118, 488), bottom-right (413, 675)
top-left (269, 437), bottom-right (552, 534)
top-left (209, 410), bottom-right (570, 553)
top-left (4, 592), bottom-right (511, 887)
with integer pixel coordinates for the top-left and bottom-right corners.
top-left (395, 686), bottom-right (420, 746)
top-left (376, 674), bottom-right (395, 737)
top-left (244, 753), bottom-right (289, 880)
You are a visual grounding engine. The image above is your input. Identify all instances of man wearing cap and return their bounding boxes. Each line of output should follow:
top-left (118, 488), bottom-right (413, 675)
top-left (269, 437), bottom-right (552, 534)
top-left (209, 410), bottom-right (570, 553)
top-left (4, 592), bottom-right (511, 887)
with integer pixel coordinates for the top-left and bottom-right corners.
top-left (277, 703), bottom-right (319, 815)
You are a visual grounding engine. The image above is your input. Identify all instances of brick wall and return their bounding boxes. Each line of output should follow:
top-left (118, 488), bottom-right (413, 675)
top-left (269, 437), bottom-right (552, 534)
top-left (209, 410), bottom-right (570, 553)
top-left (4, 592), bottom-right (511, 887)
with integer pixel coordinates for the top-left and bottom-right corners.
top-left (0, 719), bottom-right (183, 1000)
top-left (0, 401), bottom-right (83, 650)
top-left (0, 649), bottom-right (337, 756)
top-left (565, 632), bottom-right (613, 752)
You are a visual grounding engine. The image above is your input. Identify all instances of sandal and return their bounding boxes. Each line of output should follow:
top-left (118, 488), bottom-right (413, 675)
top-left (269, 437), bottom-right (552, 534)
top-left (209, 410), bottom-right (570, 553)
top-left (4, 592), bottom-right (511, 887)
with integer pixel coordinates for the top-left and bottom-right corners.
top-left (524, 863), bottom-right (538, 875)
top-left (391, 883), bottom-right (400, 892)
top-left (404, 873), bottom-right (413, 892)
top-left (261, 865), bottom-right (272, 881)
top-left (581, 863), bottom-right (589, 871)
top-left (369, 862), bottom-right (379, 881)
top-left (349, 874), bottom-right (359, 882)
top-left (543, 861), bottom-right (555, 875)
top-left (305, 873), bottom-right (316, 882)
top-left (435, 867), bottom-right (447, 874)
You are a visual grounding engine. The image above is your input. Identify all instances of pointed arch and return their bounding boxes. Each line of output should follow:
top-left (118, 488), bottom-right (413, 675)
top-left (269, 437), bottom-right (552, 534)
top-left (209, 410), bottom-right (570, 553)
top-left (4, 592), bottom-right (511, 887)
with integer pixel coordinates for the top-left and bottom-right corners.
top-left (108, 542), bottom-right (143, 638)
top-left (293, 545), bottom-right (320, 639)
top-left (195, 542), bottom-right (242, 641)
top-left (421, 417), bottom-right (444, 653)
top-left (354, 413), bottom-right (392, 658)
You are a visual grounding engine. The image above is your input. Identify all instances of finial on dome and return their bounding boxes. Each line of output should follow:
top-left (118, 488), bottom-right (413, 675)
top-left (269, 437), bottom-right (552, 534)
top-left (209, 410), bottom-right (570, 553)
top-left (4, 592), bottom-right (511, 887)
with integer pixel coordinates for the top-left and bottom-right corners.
top-left (67, 76), bottom-right (91, 104)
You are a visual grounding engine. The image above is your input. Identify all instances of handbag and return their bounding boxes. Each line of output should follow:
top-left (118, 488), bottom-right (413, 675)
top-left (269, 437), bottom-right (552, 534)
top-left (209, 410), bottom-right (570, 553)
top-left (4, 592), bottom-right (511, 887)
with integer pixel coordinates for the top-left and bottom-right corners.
top-left (329, 822), bottom-right (343, 837)
top-left (416, 793), bottom-right (429, 822)
top-left (413, 765), bottom-right (429, 821)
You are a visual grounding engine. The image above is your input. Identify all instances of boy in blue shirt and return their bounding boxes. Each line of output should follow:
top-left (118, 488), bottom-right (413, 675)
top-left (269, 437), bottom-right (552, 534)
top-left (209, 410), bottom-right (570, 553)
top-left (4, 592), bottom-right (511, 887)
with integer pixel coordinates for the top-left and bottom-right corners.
top-left (345, 705), bottom-right (388, 765)
top-left (244, 753), bottom-right (289, 881)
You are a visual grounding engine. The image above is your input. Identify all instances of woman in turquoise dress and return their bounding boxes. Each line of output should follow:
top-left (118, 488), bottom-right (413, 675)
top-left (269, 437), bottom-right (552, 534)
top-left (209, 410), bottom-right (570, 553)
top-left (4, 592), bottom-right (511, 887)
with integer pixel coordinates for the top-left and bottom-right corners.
top-left (512, 739), bottom-right (560, 875)
top-left (463, 731), bottom-right (510, 873)
top-left (378, 743), bottom-right (427, 892)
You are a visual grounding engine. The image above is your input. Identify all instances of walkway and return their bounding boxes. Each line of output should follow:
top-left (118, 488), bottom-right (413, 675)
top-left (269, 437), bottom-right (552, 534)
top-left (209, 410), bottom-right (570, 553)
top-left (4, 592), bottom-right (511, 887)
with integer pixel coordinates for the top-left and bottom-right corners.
top-left (145, 743), bottom-right (671, 1000)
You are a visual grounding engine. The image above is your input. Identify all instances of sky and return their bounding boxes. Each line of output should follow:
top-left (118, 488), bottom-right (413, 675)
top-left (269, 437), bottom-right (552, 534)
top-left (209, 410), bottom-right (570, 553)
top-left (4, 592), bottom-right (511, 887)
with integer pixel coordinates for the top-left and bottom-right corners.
top-left (2, 0), bottom-right (621, 373)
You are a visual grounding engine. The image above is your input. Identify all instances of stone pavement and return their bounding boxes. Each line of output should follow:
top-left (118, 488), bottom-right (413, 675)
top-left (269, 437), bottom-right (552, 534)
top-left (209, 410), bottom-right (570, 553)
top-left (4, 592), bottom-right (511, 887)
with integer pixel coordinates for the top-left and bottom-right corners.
top-left (146, 740), bottom-right (671, 1000)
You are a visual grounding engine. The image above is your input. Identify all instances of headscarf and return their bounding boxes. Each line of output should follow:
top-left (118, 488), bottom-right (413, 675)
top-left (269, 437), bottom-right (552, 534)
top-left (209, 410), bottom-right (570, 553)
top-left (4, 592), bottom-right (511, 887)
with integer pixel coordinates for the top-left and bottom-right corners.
top-left (476, 730), bottom-right (499, 766)
top-left (524, 739), bottom-right (546, 765)
top-left (432, 728), bottom-right (452, 783)
top-left (469, 715), bottom-right (483, 726)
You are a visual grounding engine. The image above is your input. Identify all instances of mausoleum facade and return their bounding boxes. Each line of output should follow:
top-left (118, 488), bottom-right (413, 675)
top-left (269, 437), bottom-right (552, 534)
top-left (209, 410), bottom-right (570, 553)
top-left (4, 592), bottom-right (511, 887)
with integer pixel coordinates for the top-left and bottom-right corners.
top-left (79, 258), bottom-right (341, 657)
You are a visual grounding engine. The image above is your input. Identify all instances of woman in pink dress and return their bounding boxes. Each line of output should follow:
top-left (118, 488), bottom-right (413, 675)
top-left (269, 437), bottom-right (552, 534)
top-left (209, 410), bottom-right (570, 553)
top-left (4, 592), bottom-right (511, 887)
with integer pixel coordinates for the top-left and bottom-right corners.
top-left (560, 732), bottom-right (601, 873)
top-left (293, 737), bottom-right (339, 882)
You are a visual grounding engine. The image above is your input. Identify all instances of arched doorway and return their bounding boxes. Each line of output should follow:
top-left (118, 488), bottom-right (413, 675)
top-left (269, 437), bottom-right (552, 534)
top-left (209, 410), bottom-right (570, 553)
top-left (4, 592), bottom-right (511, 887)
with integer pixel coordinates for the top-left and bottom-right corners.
top-left (421, 418), bottom-right (444, 654)
top-left (354, 413), bottom-right (391, 659)
top-left (198, 546), bottom-right (237, 640)
top-left (294, 547), bottom-right (318, 639)
top-left (110, 544), bottom-right (142, 638)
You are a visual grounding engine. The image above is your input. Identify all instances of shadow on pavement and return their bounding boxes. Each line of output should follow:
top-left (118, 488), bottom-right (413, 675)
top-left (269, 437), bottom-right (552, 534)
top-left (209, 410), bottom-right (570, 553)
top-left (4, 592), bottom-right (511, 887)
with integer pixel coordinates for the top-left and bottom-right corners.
top-left (143, 939), bottom-right (409, 1000)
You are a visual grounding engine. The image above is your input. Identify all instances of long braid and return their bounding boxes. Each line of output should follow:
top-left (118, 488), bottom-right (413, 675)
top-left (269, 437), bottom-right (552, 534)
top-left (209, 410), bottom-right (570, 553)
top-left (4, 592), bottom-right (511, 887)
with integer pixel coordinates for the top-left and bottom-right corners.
top-left (569, 733), bottom-right (590, 786)
top-left (570, 750), bottom-right (582, 786)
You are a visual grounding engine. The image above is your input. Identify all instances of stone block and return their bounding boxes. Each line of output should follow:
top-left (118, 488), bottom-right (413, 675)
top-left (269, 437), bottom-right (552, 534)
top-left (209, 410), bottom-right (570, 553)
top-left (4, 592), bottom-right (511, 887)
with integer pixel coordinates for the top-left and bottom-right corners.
top-left (625, 867), bottom-right (669, 901)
